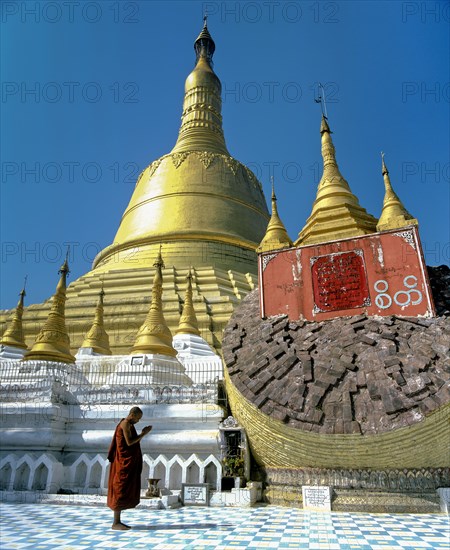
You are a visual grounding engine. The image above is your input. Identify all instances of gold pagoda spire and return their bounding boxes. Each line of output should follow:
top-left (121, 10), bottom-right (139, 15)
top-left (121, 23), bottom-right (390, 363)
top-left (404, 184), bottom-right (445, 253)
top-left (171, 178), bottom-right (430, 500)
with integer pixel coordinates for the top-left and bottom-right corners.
top-left (24, 255), bottom-right (76, 364)
top-left (81, 286), bottom-right (112, 355)
top-left (131, 249), bottom-right (177, 356)
top-left (0, 280), bottom-right (28, 350)
top-left (175, 269), bottom-right (200, 336)
top-left (296, 116), bottom-right (378, 246)
top-left (257, 177), bottom-right (293, 252)
top-left (377, 152), bottom-right (418, 231)
top-left (171, 17), bottom-right (229, 155)
top-left (91, 19), bottom-right (269, 274)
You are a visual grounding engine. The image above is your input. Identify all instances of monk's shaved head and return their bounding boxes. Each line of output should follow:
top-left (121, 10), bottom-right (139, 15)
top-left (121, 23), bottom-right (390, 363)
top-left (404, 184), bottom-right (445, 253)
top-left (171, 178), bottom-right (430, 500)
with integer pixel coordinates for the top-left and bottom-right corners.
top-left (129, 406), bottom-right (143, 416)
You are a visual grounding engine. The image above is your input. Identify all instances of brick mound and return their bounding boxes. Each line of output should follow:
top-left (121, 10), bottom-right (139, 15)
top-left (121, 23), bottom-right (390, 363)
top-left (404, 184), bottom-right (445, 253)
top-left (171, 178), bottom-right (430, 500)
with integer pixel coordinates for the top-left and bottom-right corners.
top-left (223, 265), bottom-right (450, 436)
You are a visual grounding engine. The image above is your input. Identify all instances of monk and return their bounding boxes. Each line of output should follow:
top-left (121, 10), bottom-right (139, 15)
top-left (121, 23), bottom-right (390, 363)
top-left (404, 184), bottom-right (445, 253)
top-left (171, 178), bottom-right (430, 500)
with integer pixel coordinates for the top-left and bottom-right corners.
top-left (107, 406), bottom-right (152, 530)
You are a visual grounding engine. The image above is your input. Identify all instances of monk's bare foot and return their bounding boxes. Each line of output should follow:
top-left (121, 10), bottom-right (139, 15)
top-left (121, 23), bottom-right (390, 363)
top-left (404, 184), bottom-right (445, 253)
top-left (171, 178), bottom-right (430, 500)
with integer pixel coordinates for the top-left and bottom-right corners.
top-left (112, 522), bottom-right (131, 530)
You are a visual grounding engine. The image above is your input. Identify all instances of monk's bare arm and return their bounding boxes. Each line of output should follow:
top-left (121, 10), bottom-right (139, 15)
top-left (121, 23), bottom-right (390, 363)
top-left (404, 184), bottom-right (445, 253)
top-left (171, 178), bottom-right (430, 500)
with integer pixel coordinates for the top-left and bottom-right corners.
top-left (121, 420), bottom-right (152, 446)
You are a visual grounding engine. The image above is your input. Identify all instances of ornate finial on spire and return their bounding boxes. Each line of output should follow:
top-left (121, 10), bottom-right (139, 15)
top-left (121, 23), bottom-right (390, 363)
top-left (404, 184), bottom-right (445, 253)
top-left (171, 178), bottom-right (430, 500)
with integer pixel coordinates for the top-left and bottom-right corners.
top-left (381, 151), bottom-right (388, 175)
top-left (61, 247), bottom-right (70, 273)
top-left (154, 244), bottom-right (164, 269)
top-left (194, 14), bottom-right (215, 64)
top-left (257, 178), bottom-right (293, 253)
top-left (22, 275), bottom-right (28, 294)
top-left (176, 268), bottom-right (200, 336)
top-left (0, 281), bottom-right (28, 350)
top-left (55, 248), bottom-right (70, 293)
top-left (80, 286), bottom-right (112, 355)
top-left (295, 115), bottom-right (378, 246)
top-left (270, 176), bottom-right (278, 210)
top-left (314, 83), bottom-right (329, 120)
top-left (131, 251), bottom-right (177, 356)
top-left (320, 114), bottom-right (331, 135)
top-left (377, 152), bottom-right (418, 232)
top-left (23, 260), bottom-right (76, 364)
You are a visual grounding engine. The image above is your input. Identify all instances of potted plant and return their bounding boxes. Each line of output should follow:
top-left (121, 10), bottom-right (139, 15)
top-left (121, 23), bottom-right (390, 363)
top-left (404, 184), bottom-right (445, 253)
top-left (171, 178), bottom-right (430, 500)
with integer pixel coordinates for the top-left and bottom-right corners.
top-left (222, 455), bottom-right (245, 489)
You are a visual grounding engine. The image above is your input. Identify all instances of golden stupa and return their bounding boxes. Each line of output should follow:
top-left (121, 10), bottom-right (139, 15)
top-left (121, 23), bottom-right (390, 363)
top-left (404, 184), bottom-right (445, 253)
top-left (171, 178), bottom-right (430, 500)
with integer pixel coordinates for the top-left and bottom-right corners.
top-left (376, 153), bottom-right (418, 232)
top-left (80, 287), bottom-right (111, 355)
top-left (175, 269), bottom-right (201, 336)
top-left (131, 250), bottom-right (177, 357)
top-left (296, 116), bottom-right (378, 246)
top-left (0, 20), bottom-right (269, 354)
top-left (257, 177), bottom-right (293, 253)
top-left (23, 257), bottom-right (76, 364)
top-left (0, 285), bottom-right (28, 351)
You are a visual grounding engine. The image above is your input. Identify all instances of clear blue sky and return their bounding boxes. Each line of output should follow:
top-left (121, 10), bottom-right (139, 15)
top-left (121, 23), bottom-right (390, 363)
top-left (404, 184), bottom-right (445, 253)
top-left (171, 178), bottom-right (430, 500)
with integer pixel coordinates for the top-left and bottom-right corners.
top-left (1, 0), bottom-right (449, 310)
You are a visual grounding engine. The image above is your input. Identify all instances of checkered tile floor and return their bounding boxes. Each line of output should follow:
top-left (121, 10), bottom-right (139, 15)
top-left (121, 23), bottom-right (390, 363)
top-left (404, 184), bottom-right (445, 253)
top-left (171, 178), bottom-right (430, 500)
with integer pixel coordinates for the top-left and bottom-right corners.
top-left (0, 503), bottom-right (448, 549)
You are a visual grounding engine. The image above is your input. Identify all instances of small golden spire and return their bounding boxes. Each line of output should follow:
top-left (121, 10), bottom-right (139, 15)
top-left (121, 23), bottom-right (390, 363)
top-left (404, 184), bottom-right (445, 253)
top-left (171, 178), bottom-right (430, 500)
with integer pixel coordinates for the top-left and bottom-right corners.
top-left (0, 279), bottom-right (28, 350)
top-left (131, 249), bottom-right (177, 356)
top-left (377, 152), bottom-right (418, 231)
top-left (171, 18), bottom-right (229, 155)
top-left (257, 177), bottom-right (293, 253)
top-left (81, 285), bottom-right (112, 355)
top-left (24, 253), bottom-right (76, 364)
top-left (296, 116), bottom-right (378, 246)
top-left (175, 269), bottom-right (200, 335)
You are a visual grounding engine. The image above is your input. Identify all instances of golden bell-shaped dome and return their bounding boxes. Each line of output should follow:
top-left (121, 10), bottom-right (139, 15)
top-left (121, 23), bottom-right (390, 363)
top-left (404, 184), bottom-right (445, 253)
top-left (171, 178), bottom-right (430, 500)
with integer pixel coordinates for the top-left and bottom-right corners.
top-left (92, 19), bottom-right (269, 275)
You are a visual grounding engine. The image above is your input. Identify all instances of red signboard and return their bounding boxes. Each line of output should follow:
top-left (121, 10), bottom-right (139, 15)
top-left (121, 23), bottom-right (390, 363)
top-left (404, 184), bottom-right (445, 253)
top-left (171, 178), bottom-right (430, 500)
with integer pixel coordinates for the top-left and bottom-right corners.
top-left (259, 226), bottom-right (435, 322)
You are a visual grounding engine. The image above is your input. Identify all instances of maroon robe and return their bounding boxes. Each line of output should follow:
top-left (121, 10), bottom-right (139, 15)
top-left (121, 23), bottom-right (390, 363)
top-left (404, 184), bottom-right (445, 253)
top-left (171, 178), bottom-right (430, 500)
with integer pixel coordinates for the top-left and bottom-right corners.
top-left (107, 419), bottom-right (143, 511)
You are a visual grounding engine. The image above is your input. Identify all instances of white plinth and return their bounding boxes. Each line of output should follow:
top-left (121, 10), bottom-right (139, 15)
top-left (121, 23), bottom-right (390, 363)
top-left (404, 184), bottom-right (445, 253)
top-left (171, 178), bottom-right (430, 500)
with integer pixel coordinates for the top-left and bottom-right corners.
top-left (0, 345), bottom-right (27, 359)
top-left (105, 354), bottom-right (193, 386)
top-left (173, 333), bottom-right (217, 358)
top-left (173, 333), bottom-right (223, 383)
